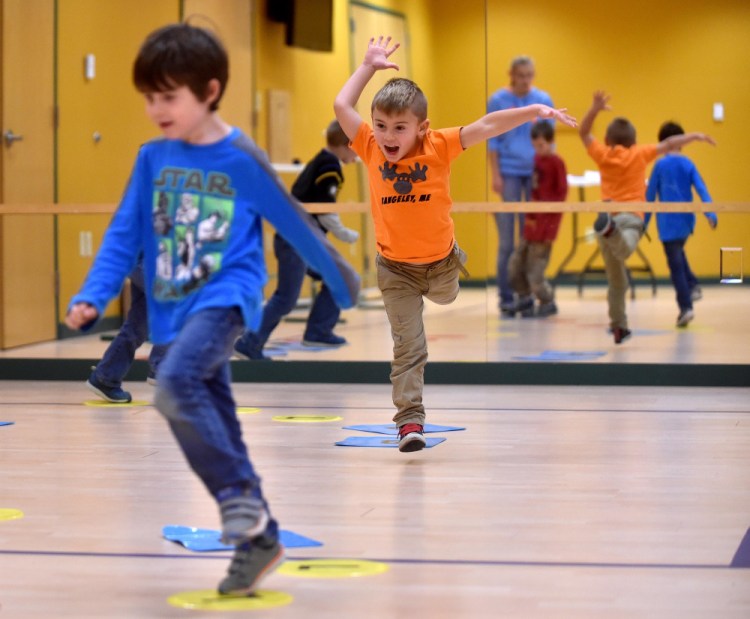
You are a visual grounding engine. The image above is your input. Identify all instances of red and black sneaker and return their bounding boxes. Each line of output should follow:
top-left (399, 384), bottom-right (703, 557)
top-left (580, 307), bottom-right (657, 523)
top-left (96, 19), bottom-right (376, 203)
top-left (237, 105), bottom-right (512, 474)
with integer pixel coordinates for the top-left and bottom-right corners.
top-left (613, 327), bottom-right (632, 344)
top-left (398, 423), bottom-right (426, 452)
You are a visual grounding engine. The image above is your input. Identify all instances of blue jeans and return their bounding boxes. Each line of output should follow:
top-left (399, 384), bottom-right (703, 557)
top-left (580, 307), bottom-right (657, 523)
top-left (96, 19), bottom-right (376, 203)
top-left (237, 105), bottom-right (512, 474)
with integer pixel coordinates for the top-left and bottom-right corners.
top-left (494, 175), bottom-right (531, 307)
top-left (662, 239), bottom-right (698, 312)
top-left (237, 233), bottom-right (340, 351)
top-left (154, 306), bottom-right (277, 538)
top-left (93, 264), bottom-right (168, 388)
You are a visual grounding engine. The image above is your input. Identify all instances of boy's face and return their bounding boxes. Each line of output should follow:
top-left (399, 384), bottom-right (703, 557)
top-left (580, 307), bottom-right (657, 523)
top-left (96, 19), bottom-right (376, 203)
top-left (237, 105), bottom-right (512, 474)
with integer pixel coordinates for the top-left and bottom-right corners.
top-left (372, 108), bottom-right (429, 163)
top-left (143, 82), bottom-right (215, 143)
top-left (532, 136), bottom-right (552, 156)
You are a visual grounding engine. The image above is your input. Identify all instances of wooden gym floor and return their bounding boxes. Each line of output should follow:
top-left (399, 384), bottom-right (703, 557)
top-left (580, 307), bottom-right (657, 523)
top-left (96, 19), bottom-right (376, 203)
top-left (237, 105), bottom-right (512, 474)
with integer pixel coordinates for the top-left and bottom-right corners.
top-left (0, 283), bottom-right (749, 617)
top-left (0, 380), bottom-right (749, 617)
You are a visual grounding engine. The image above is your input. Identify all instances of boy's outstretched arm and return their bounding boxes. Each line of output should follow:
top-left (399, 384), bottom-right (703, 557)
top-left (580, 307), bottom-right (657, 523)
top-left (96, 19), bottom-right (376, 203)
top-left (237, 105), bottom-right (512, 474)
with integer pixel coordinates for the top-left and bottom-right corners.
top-left (460, 104), bottom-right (576, 150)
top-left (334, 36), bottom-right (400, 140)
top-left (656, 132), bottom-right (716, 155)
top-left (578, 90), bottom-right (611, 147)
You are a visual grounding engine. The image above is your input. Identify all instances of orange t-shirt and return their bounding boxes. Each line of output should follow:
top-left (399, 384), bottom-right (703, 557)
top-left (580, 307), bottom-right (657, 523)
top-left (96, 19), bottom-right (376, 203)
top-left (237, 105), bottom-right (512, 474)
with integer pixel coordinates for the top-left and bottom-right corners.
top-left (351, 122), bottom-right (464, 263)
top-left (587, 140), bottom-right (658, 216)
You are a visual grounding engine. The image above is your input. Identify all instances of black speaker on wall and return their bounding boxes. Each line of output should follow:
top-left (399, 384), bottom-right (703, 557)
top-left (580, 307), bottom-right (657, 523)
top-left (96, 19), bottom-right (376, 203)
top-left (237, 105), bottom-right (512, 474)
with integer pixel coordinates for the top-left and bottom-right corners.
top-left (267, 0), bottom-right (333, 52)
top-left (267, 0), bottom-right (293, 23)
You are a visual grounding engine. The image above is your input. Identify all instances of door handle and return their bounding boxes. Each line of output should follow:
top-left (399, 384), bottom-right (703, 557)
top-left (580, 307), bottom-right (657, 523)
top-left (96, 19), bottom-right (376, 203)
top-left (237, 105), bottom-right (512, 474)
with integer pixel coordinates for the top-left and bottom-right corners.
top-left (3, 130), bottom-right (24, 147)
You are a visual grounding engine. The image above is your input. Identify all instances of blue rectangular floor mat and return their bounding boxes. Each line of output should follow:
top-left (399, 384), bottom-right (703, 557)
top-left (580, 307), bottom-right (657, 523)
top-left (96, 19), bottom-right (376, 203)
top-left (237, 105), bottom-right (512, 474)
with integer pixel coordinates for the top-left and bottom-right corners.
top-left (343, 423), bottom-right (464, 435)
top-left (163, 525), bottom-right (322, 551)
top-left (335, 436), bottom-right (446, 448)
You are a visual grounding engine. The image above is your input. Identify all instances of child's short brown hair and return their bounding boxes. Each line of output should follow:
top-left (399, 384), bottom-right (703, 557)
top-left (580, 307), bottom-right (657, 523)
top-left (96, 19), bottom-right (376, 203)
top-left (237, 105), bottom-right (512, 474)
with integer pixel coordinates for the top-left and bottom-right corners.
top-left (530, 121), bottom-right (555, 142)
top-left (133, 23), bottom-right (228, 112)
top-left (326, 120), bottom-right (350, 148)
top-left (658, 121), bottom-right (684, 142)
top-left (371, 78), bottom-right (428, 122)
top-left (605, 117), bottom-right (636, 148)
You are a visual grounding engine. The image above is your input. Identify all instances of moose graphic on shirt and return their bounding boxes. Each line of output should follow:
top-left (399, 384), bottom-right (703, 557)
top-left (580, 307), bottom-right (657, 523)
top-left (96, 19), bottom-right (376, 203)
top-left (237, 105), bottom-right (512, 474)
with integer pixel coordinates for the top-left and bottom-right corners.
top-left (379, 162), bottom-right (428, 195)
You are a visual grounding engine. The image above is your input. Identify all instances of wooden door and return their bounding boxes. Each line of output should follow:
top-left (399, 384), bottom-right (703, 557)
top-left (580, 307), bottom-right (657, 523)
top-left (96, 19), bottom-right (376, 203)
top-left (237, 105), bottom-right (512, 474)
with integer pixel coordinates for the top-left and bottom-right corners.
top-left (0, 0), bottom-right (56, 349)
top-left (55, 0), bottom-right (179, 324)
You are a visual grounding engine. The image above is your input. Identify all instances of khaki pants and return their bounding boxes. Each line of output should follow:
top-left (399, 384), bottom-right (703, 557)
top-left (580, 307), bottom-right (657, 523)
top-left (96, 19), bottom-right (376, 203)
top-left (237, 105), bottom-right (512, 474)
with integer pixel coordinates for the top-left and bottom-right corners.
top-left (508, 239), bottom-right (554, 304)
top-left (376, 244), bottom-right (467, 427)
top-left (597, 213), bottom-right (643, 330)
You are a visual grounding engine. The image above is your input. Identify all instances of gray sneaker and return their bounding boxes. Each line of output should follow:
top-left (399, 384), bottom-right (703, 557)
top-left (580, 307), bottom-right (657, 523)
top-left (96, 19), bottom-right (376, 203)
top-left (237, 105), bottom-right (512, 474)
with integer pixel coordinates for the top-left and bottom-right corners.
top-left (218, 540), bottom-right (284, 596)
top-left (594, 212), bottom-right (615, 237)
top-left (676, 309), bottom-right (695, 328)
top-left (536, 301), bottom-right (558, 318)
top-left (219, 494), bottom-right (270, 545)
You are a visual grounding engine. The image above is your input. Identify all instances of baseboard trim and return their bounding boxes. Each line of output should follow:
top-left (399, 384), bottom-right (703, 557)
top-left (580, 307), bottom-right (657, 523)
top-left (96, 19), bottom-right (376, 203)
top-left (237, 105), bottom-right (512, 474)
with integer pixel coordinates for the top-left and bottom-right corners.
top-left (1, 358), bottom-right (747, 387)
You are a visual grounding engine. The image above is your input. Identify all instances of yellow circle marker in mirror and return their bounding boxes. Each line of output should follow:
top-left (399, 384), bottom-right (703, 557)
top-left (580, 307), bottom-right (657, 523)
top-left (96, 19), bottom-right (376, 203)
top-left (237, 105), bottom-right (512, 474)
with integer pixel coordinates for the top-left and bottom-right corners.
top-left (167, 589), bottom-right (292, 611)
top-left (489, 331), bottom-right (520, 339)
top-left (84, 400), bottom-right (150, 408)
top-left (271, 415), bottom-right (342, 423)
top-left (0, 508), bottom-right (24, 521)
top-left (237, 407), bottom-right (261, 414)
top-left (675, 325), bottom-right (714, 333)
top-left (278, 559), bottom-right (389, 578)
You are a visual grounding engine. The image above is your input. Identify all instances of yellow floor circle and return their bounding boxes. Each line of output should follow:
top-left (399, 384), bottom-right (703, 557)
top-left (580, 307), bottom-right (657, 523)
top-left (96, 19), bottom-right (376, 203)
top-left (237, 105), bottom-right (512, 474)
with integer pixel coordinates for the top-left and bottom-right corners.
top-left (237, 407), bottom-right (261, 414)
top-left (278, 559), bottom-right (389, 578)
top-left (0, 508), bottom-right (24, 521)
top-left (84, 400), bottom-right (150, 407)
top-left (167, 589), bottom-right (292, 611)
top-left (272, 415), bottom-right (342, 423)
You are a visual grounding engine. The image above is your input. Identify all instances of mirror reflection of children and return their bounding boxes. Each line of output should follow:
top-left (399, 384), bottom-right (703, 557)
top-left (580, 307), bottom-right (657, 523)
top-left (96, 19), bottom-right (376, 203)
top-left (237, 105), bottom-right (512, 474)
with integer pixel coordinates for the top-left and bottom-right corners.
top-left (488, 56), bottom-right (556, 317)
top-left (234, 120), bottom-right (359, 360)
top-left (578, 90), bottom-right (714, 344)
top-left (508, 122), bottom-right (567, 318)
top-left (646, 121), bottom-right (717, 328)
top-left (86, 261), bottom-right (167, 403)
top-left (334, 36), bottom-right (576, 452)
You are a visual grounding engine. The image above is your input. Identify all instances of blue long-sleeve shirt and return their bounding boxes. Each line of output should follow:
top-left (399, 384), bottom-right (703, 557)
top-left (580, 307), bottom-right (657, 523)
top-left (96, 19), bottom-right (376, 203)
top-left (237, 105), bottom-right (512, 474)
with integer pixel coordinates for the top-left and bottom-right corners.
top-left (645, 152), bottom-right (716, 242)
top-left (70, 128), bottom-right (360, 344)
top-left (486, 87), bottom-right (554, 176)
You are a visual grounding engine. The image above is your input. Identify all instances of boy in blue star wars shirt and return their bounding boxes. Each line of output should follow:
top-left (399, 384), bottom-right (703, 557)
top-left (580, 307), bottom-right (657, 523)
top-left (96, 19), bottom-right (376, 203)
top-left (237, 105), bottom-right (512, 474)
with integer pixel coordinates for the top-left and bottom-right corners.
top-left (65, 23), bottom-right (359, 596)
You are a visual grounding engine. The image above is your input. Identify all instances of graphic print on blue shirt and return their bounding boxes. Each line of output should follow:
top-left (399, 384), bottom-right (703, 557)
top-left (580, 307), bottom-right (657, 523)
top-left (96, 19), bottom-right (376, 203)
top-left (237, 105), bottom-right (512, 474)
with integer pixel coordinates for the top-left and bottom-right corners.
top-left (150, 169), bottom-right (235, 301)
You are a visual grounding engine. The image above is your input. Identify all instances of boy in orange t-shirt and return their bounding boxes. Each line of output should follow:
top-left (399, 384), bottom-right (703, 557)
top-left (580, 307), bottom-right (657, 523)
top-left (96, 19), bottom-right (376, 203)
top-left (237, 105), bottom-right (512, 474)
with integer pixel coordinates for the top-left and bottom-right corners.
top-left (335, 36), bottom-right (577, 451)
top-left (579, 90), bottom-right (714, 344)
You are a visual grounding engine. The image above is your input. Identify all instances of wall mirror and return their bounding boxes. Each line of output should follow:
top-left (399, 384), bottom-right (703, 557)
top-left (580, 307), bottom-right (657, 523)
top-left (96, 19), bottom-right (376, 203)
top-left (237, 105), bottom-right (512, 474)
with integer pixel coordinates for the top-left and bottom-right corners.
top-left (0, 0), bottom-right (747, 370)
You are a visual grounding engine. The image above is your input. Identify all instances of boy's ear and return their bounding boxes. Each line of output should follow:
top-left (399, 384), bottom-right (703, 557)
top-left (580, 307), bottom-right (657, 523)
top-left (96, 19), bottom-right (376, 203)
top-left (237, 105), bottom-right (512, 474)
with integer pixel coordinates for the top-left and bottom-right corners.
top-left (205, 78), bottom-right (222, 105)
top-left (418, 118), bottom-right (430, 136)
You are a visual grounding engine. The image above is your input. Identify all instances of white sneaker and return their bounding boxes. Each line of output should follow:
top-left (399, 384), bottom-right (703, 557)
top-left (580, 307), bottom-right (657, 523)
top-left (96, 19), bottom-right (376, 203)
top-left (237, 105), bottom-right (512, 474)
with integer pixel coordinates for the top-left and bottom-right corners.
top-left (676, 309), bottom-right (694, 328)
